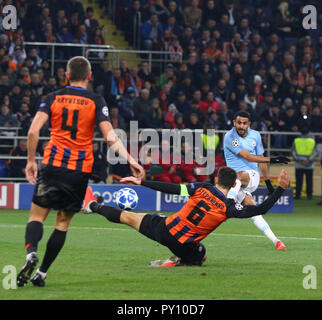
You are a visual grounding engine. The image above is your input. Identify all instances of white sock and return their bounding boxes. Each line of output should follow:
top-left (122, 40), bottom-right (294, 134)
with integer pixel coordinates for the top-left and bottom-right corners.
top-left (251, 215), bottom-right (278, 244)
top-left (227, 179), bottom-right (242, 200)
top-left (36, 268), bottom-right (46, 279)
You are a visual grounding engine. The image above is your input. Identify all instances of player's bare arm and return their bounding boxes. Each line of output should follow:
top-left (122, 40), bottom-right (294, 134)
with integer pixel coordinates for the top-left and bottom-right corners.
top-left (26, 111), bottom-right (49, 184)
top-left (258, 155), bottom-right (276, 194)
top-left (99, 121), bottom-right (145, 179)
top-left (238, 149), bottom-right (270, 163)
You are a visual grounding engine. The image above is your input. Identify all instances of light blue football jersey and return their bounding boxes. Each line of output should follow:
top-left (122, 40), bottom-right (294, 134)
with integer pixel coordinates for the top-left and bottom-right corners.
top-left (224, 127), bottom-right (264, 172)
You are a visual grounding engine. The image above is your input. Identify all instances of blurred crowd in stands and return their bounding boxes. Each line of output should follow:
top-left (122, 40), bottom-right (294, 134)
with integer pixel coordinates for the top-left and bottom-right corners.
top-left (0, 0), bottom-right (322, 182)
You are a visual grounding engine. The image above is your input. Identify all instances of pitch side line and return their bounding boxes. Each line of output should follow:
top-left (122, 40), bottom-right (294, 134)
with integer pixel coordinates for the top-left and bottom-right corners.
top-left (0, 223), bottom-right (321, 242)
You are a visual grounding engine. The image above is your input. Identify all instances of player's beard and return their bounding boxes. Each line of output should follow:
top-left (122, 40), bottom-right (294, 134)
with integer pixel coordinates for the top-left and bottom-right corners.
top-left (236, 128), bottom-right (247, 137)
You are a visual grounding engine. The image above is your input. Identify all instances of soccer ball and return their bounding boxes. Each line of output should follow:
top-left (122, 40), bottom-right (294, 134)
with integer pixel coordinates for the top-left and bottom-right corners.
top-left (115, 187), bottom-right (138, 210)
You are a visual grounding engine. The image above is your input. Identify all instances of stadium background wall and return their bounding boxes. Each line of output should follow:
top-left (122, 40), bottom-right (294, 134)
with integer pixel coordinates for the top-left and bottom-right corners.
top-left (0, 184), bottom-right (294, 213)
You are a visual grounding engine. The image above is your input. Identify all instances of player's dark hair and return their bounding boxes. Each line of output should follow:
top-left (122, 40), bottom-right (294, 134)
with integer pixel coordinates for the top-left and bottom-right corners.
top-left (66, 56), bottom-right (91, 81)
top-left (233, 110), bottom-right (251, 120)
top-left (217, 166), bottom-right (237, 189)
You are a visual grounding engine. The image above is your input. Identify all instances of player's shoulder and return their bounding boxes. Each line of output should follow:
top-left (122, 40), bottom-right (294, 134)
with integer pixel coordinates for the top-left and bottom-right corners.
top-left (224, 128), bottom-right (236, 140)
top-left (248, 128), bottom-right (261, 137)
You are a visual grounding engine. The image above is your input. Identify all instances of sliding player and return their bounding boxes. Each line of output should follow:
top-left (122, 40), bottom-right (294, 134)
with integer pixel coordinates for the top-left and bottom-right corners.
top-left (224, 111), bottom-right (290, 250)
top-left (83, 167), bottom-right (290, 267)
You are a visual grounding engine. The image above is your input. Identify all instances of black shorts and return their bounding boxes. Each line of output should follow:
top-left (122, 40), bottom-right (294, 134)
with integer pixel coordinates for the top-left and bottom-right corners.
top-left (139, 213), bottom-right (206, 266)
top-left (32, 165), bottom-right (90, 213)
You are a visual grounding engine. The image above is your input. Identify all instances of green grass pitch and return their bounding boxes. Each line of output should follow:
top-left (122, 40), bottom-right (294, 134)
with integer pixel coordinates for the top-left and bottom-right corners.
top-left (0, 199), bottom-right (321, 300)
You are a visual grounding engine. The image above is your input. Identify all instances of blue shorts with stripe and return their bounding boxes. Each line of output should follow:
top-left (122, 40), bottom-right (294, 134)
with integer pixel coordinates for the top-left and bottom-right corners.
top-left (32, 165), bottom-right (90, 212)
top-left (139, 213), bottom-right (206, 265)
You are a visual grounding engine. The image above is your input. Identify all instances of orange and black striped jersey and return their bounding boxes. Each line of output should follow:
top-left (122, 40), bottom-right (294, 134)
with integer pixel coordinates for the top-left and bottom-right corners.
top-left (141, 180), bottom-right (285, 245)
top-left (39, 86), bottom-right (110, 173)
top-left (165, 183), bottom-right (228, 244)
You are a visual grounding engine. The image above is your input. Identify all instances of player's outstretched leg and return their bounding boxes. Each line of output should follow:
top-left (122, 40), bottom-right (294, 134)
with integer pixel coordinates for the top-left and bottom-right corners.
top-left (17, 204), bottom-right (49, 287)
top-left (251, 215), bottom-right (286, 250)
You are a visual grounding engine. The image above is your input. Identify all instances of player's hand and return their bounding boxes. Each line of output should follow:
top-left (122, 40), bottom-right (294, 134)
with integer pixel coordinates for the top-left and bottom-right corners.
top-left (120, 176), bottom-right (142, 185)
top-left (265, 179), bottom-right (275, 195)
top-left (270, 156), bottom-right (290, 164)
top-left (130, 162), bottom-right (145, 180)
top-left (25, 161), bottom-right (38, 185)
top-left (278, 169), bottom-right (290, 189)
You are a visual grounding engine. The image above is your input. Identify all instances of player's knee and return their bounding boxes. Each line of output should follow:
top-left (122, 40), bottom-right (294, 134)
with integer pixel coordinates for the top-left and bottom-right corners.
top-left (55, 211), bottom-right (74, 231)
top-left (237, 171), bottom-right (250, 187)
top-left (120, 210), bottom-right (144, 230)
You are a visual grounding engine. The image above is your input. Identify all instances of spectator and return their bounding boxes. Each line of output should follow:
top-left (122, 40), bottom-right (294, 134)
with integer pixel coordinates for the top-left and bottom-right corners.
top-left (183, 0), bottom-right (202, 30)
top-left (43, 76), bottom-right (57, 95)
top-left (292, 127), bottom-right (317, 200)
top-left (16, 103), bottom-right (32, 136)
top-left (66, 0), bottom-right (85, 22)
top-left (125, 67), bottom-right (144, 97)
top-left (179, 26), bottom-right (194, 54)
top-left (216, 14), bottom-right (234, 42)
top-left (56, 66), bottom-right (68, 88)
top-left (279, 106), bottom-right (300, 147)
top-left (93, 60), bottom-right (112, 96)
top-left (9, 85), bottom-right (23, 113)
top-left (138, 61), bottom-right (155, 84)
top-left (140, 14), bottom-right (163, 51)
top-left (252, 5), bottom-right (271, 37)
top-left (29, 73), bottom-right (44, 105)
top-left (0, 105), bottom-right (19, 128)
top-left (173, 91), bottom-right (191, 114)
top-left (202, 0), bottom-right (219, 26)
top-left (173, 113), bottom-right (185, 129)
top-left (145, 98), bottom-right (163, 129)
top-left (54, 9), bottom-right (68, 32)
top-left (185, 112), bottom-right (203, 130)
top-left (84, 7), bottom-right (99, 34)
top-left (125, 1), bottom-right (144, 47)
top-left (90, 142), bottom-right (108, 184)
top-left (220, 0), bottom-right (239, 27)
top-left (164, 103), bottom-right (178, 128)
top-left (158, 86), bottom-right (170, 113)
top-left (218, 101), bottom-right (233, 130)
top-left (167, 1), bottom-right (184, 27)
top-left (201, 91), bottom-right (220, 115)
top-left (109, 106), bottom-right (126, 130)
top-left (133, 88), bottom-right (151, 127)
top-left (150, 0), bottom-right (169, 25)
top-left (213, 79), bottom-right (229, 104)
top-left (0, 74), bottom-right (11, 97)
top-left (119, 59), bottom-right (130, 81)
top-left (75, 24), bottom-right (88, 44)
top-left (109, 68), bottom-right (125, 99)
top-left (8, 140), bottom-right (27, 178)
top-left (119, 87), bottom-right (136, 124)
top-left (159, 63), bottom-right (176, 88)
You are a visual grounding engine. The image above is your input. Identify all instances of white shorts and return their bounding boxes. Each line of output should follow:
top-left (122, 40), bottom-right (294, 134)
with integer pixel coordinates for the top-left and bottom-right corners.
top-left (236, 169), bottom-right (260, 204)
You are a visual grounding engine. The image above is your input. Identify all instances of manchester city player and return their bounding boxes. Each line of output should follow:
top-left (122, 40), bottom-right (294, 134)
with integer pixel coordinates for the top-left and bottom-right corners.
top-left (224, 111), bottom-right (290, 250)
